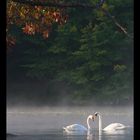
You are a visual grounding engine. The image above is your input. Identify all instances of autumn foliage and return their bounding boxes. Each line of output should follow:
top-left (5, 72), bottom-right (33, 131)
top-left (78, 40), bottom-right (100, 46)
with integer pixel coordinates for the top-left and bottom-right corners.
top-left (6, 0), bottom-right (132, 48)
top-left (7, 0), bottom-right (68, 47)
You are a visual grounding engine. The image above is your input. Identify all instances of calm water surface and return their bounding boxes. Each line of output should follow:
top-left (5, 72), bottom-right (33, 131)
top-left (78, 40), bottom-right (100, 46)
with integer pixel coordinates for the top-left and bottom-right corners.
top-left (7, 106), bottom-right (133, 140)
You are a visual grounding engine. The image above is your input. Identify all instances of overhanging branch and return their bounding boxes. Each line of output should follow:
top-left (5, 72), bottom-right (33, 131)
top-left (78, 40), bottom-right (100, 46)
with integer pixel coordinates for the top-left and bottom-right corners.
top-left (100, 8), bottom-right (133, 38)
top-left (12, 0), bottom-right (104, 9)
top-left (11, 0), bottom-right (132, 38)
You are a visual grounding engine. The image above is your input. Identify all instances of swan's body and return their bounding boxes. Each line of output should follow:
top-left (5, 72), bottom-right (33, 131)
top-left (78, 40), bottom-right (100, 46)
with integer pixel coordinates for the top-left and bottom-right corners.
top-left (63, 124), bottom-right (88, 132)
top-left (63, 115), bottom-right (94, 133)
top-left (94, 112), bottom-right (127, 134)
top-left (103, 123), bottom-right (126, 131)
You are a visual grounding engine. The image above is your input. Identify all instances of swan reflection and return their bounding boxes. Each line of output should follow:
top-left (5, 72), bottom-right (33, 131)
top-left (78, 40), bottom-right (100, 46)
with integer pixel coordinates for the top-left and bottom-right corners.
top-left (87, 130), bottom-right (102, 140)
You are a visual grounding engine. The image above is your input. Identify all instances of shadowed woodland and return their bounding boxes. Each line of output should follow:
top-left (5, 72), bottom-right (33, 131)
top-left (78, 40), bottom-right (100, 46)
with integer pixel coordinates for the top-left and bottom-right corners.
top-left (7, 0), bottom-right (133, 106)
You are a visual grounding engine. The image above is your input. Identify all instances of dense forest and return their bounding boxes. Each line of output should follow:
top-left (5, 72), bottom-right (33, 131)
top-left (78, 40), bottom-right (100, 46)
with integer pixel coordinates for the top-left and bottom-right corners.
top-left (7, 0), bottom-right (133, 106)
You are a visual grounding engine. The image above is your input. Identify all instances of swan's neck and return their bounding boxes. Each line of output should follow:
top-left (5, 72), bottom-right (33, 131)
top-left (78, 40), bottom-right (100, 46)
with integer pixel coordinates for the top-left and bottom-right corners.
top-left (98, 114), bottom-right (102, 132)
top-left (87, 116), bottom-right (91, 129)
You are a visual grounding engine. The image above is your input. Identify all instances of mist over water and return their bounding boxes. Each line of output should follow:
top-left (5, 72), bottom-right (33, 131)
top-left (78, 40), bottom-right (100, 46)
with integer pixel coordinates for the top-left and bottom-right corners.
top-left (7, 105), bottom-right (133, 140)
top-left (7, 80), bottom-right (133, 140)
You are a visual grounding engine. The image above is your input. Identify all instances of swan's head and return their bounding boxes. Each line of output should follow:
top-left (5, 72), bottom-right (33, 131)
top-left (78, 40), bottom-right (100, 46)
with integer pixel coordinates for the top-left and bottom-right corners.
top-left (94, 112), bottom-right (100, 117)
top-left (88, 115), bottom-right (95, 121)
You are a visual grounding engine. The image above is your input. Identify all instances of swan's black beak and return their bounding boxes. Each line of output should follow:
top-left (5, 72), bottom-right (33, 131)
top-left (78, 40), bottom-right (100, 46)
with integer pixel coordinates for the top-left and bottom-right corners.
top-left (92, 113), bottom-right (98, 121)
top-left (92, 116), bottom-right (95, 121)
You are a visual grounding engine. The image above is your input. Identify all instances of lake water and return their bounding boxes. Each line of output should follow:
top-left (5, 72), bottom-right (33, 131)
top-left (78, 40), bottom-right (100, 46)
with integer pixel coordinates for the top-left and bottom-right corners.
top-left (7, 106), bottom-right (133, 140)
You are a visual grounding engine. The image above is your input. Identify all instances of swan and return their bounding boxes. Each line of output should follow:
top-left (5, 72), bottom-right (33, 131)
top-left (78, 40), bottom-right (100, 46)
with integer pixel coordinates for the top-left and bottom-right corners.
top-left (63, 115), bottom-right (95, 133)
top-left (94, 112), bottom-right (128, 133)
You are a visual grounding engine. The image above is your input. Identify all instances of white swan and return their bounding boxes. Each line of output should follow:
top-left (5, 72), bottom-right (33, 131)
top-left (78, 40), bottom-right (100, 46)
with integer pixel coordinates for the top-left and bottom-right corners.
top-left (94, 112), bottom-right (127, 134)
top-left (63, 115), bottom-right (95, 134)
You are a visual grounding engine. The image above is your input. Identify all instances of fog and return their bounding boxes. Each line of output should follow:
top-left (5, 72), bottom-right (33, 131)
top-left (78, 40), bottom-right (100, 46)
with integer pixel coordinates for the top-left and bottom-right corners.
top-left (7, 106), bottom-right (133, 135)
top-left (7, 79), bottom-right (133, 107)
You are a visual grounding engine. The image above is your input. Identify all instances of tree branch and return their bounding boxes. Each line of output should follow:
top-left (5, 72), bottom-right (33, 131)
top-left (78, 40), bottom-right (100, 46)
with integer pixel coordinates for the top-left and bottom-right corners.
top-left (100, 8), bottom-right (133, 38)
top-left (12, 0), bottom-right (103, 9)
top-left (11, 0), bottom-right (132, 38)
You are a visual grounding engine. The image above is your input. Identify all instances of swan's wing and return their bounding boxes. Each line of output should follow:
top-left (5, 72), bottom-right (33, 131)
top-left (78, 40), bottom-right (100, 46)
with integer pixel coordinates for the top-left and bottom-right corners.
top-left (103, 123), bottom-right (126, 131)
top-left (63, 124), bottom-right (87, 131)
top-left (114, 123), bottom-right (126, 130)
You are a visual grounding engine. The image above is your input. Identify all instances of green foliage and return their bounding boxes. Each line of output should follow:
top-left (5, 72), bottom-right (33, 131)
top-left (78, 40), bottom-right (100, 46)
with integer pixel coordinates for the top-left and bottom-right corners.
top-left (7, 0), bottom-right (133, 105)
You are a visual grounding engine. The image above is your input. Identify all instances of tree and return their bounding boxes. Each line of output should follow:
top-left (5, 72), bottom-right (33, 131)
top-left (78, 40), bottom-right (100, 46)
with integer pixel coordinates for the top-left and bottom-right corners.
top-left (7, 0), bottom-right (69, 47)
top-left (7, 0), bottom-right (133, 105)
top-left (7, 0), bottom-right (132, 48)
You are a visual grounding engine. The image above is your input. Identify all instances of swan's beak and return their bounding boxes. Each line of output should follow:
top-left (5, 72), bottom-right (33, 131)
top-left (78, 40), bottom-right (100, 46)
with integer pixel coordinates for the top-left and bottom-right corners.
top-left (92, 116), bottom-right (95, 121)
